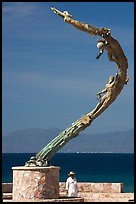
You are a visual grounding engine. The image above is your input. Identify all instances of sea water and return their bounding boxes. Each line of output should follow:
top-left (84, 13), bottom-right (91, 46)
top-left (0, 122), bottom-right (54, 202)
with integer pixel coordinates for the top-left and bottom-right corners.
top-left (2, 153), bottom-right (134, 193)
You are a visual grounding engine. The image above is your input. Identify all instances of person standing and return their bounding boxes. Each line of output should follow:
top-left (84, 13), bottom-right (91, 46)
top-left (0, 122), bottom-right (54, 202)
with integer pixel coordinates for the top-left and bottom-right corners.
top-left (66, 171), bottom-right (78, 197)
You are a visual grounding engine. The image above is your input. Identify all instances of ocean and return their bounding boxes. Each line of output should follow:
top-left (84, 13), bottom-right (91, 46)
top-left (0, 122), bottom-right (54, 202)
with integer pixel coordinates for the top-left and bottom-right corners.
top-left (2, 153), bottom-right (134, 193)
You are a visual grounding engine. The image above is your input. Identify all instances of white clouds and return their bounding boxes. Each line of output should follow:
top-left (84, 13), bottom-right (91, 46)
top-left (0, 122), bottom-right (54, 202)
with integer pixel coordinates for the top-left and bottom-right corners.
top-left (2, 2), bottom-right (38, 20)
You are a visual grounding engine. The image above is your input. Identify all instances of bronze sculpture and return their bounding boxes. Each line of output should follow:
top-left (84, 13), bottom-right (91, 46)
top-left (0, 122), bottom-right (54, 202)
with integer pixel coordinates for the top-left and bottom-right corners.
top-left (25, 6), bottom-right (129, 167)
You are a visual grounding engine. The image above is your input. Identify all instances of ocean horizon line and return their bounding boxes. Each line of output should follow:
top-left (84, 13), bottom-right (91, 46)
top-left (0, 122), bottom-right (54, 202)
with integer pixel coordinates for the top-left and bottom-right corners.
top-left (2, 152), bottom-right (134, 154)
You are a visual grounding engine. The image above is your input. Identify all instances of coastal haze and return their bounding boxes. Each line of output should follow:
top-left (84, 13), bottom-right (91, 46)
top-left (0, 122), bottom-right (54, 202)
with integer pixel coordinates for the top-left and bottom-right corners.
top-left (2, 128), bottom-right (134, 153)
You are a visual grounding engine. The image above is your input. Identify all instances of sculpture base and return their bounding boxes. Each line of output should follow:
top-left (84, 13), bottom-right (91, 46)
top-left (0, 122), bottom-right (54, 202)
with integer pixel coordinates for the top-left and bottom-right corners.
top-left (12, 166), bottom-right (60, 201)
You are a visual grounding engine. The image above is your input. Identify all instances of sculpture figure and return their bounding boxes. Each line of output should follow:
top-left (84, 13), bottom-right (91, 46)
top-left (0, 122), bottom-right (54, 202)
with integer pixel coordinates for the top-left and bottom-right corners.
top-left (91, 75), bottom-right (118, 117)
top-left (25, 7), bottom-right (129, 167)
top-left (51, 6), bottom-right (128, 71)
top-left (96, 39), bottom-right (120, 69)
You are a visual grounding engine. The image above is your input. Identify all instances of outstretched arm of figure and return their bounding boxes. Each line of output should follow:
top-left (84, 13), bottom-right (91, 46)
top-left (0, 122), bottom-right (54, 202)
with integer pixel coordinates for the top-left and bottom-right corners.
top-left (51, 6), bottom-right (111, 38)
top-left (97, 88), bottom-right (107, 95)
top-left (96, 87), bottom-right (107, 100)
top-left (51, 6), bottom-right (72, 18)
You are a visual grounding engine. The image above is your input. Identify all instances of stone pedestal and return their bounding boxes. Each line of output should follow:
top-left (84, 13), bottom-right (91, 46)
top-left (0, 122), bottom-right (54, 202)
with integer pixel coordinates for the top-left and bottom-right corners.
top-left (12, 166), bottom-right (60, 201)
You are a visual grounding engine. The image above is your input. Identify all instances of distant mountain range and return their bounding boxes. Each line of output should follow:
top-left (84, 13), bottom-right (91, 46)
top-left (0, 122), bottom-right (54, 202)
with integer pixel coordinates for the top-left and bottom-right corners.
top-left (2, 128), bottom-right (134, 153)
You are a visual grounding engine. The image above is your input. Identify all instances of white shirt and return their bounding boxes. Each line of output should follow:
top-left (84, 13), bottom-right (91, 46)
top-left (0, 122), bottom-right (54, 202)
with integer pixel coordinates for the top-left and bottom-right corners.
top-left (66, 177), bottom-right (78, 197)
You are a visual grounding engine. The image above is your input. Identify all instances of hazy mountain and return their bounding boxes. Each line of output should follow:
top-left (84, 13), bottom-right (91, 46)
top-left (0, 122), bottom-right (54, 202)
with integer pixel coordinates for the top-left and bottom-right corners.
top-left (2, 128), bottom-right (134, 153)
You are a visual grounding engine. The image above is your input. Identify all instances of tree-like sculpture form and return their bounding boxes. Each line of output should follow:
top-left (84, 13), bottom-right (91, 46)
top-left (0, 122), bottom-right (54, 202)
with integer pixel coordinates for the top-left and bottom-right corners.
top-left (25, 7), bottom-right (129, 167)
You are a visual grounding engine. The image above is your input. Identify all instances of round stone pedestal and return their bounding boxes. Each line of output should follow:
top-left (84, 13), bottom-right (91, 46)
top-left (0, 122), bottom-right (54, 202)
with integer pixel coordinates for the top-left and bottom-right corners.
top-left (12, 166), bottom-right (60, 201)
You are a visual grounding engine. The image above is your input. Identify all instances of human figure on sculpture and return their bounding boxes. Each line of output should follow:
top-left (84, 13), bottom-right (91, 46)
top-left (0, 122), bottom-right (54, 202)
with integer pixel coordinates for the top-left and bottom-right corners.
top-left (90, 75), bottom-right (118, 116)
top-left (66, 171), bottom-right (78, 197)
top-left (96, 39), bottom-right (120, 68)
top-left (96, 39), bottom-right (129, 84)
top-left (51, 6), bottom-right (128, 74)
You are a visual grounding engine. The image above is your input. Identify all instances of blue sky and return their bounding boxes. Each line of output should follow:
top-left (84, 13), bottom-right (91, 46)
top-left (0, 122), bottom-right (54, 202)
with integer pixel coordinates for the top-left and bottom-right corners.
top-left (2, 2), bottom-right (134, 136)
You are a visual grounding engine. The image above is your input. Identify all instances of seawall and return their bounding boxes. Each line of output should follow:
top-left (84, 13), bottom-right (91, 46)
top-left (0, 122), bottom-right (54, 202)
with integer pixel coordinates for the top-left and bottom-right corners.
top-left (2, 182), bottom-right (134, 202)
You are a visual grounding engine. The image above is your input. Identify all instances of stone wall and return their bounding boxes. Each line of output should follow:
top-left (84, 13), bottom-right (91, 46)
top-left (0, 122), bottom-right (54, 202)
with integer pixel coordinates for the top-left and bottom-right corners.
top-left (3, 182), bottom-right (123, 193)
top-left (2, 183), bottom-right (12, 193)
top-left (59, 182), bottom-right (123, 193)
top-left (2, 182), bottom-right (134, 202)
top-left (80, 193), bottom-right (134, 202)
top-left (59, 182), bottom-right (134, 202)
top-left (12, 166), bottom-right (60, 201)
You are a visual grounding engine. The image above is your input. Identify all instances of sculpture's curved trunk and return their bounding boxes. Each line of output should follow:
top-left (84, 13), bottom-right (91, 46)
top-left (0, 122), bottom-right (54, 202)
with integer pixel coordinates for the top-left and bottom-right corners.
top-left (25, 7), bottom-right (128, 167)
